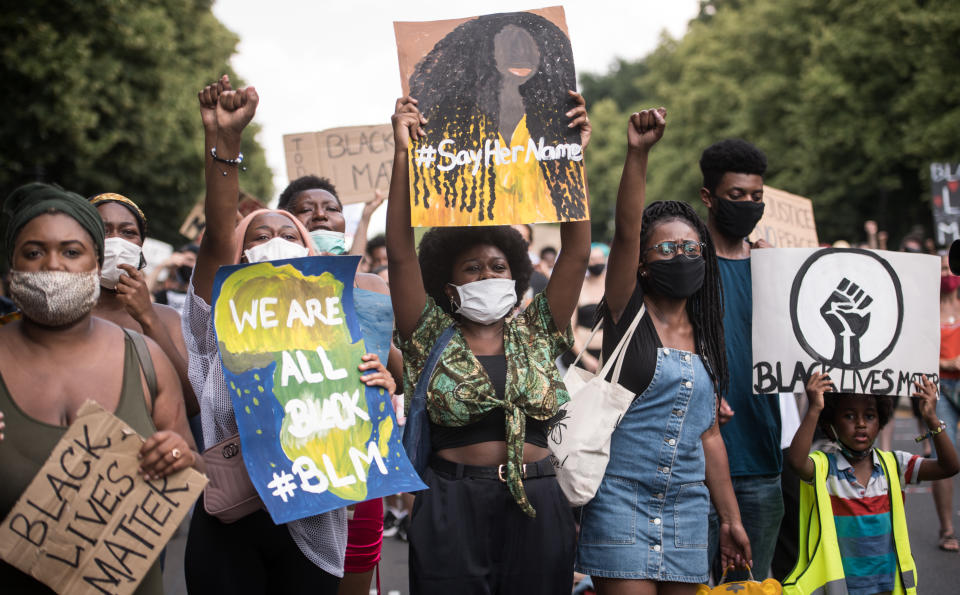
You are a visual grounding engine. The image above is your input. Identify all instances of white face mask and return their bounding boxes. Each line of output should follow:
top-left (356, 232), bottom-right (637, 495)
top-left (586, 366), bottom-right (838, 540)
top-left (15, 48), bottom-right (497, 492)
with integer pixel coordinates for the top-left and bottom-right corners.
top-left (100, 237), bottom-right (143, 289)
top-left (243, 237), bottom-right (309, 263)
top-left (450, 278), bottom-right (517, 325)
top-left (309, 229), bottom-right (346, 255)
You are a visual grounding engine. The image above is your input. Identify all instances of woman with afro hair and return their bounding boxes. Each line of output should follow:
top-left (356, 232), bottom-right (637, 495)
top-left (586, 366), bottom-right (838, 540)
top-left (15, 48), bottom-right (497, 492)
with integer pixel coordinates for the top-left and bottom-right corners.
top-left (386, 91), bottom-right (591, 593)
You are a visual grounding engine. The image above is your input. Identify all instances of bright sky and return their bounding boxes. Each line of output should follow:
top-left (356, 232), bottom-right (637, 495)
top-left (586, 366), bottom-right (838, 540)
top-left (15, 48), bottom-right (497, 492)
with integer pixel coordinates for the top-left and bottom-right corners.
top-left (211, 0), bottom-right (699, 231)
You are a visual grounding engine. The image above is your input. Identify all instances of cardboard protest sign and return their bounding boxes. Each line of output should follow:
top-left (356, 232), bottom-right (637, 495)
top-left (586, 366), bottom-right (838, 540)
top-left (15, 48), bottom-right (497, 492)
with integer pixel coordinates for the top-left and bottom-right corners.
top-left (179, 193), bottom-right (265, 241)
top-left (752, 248), bottom-right (939, 397)
top-left (930, 162), bottom-right (960, 246)
top-left (394, 6), bottom-right (588, 227)
top-left (748, 186), bottom-right (819, 247)
top-left (211, 255), bottom-right (425, 524)
top-left (178, 202), bottom-right (204, 241)
top-left (283, 125), bottom-right (394, 205)
top-left (0, 401), bottom-right (205, 595)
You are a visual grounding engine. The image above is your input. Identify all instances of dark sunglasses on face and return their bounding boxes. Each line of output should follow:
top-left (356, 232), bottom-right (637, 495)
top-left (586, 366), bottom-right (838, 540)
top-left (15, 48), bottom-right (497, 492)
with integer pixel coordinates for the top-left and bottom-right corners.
top-left (644, 240), bottom-right (705, 258)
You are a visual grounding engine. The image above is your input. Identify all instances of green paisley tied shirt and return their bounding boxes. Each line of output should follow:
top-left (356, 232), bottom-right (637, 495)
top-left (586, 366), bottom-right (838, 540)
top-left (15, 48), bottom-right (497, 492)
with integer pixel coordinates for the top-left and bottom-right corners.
top-left (396, 292), bottom-right (572, 517)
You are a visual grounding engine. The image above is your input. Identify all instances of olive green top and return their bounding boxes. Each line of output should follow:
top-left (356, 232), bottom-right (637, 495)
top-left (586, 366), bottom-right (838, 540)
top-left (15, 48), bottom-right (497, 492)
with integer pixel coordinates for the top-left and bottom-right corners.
top-left (0, 333), bottom-right (160, 594)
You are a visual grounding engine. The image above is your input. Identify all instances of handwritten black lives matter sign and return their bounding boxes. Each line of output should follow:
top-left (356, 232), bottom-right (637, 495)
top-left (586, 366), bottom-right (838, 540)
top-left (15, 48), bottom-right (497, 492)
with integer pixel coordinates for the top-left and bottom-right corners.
top-left (0, 402), bottom-right (205, 595)
top-left (283, 125), bottom-right (394, 205)
top-left (751, 248), bottom-right (939, 397)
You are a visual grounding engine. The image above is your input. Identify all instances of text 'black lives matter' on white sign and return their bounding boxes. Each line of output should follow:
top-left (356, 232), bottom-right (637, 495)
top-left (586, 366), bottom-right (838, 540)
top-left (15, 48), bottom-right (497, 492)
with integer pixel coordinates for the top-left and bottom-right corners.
top-left (930, 162), bottom-right (960, 247)
top-left (752, 248), bottom-right (940, 398)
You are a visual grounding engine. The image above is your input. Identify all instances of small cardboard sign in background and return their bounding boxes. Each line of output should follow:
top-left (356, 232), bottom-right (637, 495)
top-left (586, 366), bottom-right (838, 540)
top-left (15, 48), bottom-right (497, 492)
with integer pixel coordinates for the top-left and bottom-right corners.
top-left (283, 125), bottom-right (394, 205)
top-left (178, 202), bottom-right (204, 241)
top-left (752, 248), bottom-right (939, 397)
top-left (211, 255), bottom-right (425, 524)
top-left (748, 186), bottom-right (819, 248)
top-left (394, 6), bottom-right (588, 227)
top-left (0, 402), bottom-right (206, 595)
top-left (930, 162), bottom-right (960, 247)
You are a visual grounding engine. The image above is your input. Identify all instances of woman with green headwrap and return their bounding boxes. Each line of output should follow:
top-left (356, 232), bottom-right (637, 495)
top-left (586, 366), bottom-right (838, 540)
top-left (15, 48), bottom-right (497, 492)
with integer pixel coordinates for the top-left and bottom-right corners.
top-left (0, 182), bottom-right (201, 594)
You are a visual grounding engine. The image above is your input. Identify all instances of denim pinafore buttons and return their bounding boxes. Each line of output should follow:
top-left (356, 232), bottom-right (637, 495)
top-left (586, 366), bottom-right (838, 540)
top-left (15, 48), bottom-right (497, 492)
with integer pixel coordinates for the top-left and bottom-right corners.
top-left (575, 347), bottom-right (716, 582)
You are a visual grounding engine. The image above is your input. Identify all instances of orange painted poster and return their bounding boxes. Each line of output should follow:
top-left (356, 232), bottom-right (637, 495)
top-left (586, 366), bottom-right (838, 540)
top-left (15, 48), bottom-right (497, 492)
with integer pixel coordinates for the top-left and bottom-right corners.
top-left (394, 6), bottom-right (588, 227)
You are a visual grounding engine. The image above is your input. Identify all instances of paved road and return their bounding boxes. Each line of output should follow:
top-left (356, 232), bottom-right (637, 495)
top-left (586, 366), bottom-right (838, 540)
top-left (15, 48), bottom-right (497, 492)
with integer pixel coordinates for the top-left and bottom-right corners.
top-left (163, 412), bottom-right (960, 594)
top-left (894, 415), bottom-right (960, 594)
top-left (376, 413), bottom-right (960, 594)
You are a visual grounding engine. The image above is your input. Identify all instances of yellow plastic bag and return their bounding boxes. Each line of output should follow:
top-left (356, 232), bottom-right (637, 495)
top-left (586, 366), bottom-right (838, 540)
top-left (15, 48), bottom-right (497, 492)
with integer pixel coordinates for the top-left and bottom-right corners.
top-left (697, 566), bottom-right (782, 595)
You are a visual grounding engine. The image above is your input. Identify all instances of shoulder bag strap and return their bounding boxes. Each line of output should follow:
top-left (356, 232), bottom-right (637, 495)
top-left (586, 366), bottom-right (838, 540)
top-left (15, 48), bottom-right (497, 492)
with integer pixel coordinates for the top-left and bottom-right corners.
top-left (123, 327), bottom-right (158, 404)
top-left (600, 304), bottom-right (647, 384)
top-left (569, 318), bottom-right (603, 369)
top-left (414, 325), bottom-right (457, 398)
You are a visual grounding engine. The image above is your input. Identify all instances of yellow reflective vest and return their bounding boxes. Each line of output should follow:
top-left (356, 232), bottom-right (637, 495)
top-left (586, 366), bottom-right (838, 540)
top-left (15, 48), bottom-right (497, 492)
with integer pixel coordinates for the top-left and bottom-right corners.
top-left (783, 450), bottom-right (917, 595)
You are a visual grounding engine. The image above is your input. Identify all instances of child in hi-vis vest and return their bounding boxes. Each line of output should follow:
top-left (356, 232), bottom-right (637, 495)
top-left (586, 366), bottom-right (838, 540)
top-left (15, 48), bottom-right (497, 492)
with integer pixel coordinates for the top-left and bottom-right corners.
top-left (785, 374), bottom-right (959, 595)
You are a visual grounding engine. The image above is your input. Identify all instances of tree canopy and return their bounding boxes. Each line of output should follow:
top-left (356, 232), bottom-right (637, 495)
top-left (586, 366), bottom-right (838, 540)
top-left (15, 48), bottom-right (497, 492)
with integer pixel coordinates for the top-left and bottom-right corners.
top-left (582, 0), bottom-right (960, 245)
top-left (0, 0), bottom-right (272, 245)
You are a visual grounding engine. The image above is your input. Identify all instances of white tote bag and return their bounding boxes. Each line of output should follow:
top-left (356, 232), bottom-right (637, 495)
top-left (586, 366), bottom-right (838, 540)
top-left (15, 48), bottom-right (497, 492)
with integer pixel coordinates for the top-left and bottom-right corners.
top-left (550, 304), bottom-right (646, 506)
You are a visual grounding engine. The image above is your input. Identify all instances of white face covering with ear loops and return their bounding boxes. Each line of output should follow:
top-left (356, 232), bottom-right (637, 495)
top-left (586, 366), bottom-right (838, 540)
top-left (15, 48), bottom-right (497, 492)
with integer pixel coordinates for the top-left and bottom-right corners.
top-left (449, 278), bottom-right (517, 325)
top-left (243, 237), bottom-right (309, 263)
top-left (100, 237), bottom-right (143, 289)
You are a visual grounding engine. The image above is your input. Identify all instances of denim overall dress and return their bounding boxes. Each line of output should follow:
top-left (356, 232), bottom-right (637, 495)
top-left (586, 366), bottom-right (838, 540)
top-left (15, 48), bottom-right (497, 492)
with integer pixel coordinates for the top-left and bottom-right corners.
top-left (575, 347), bottom-right (716, 582)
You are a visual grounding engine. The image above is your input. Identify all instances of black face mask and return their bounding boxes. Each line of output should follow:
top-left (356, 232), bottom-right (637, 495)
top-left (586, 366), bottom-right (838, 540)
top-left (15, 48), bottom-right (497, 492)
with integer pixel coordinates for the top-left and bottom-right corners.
top-left (711, 195), bottom-right (765, 239)
top-left (642, 256), bottom-right (705, 299)
top-left (587, 263), bottom-right (606, 277)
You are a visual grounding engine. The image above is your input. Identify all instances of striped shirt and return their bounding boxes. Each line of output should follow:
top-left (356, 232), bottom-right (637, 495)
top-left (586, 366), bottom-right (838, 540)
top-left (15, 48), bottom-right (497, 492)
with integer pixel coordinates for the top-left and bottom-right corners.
top-left (815, 445), bottom-right (922, 595)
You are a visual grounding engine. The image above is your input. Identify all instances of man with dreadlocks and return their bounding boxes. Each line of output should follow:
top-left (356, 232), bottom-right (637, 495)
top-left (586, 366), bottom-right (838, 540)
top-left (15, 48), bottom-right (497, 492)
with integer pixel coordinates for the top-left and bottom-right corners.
top-left (575, 109), bottom-right (751, 592)
top-left (699, 139), bottom-right (783, 582)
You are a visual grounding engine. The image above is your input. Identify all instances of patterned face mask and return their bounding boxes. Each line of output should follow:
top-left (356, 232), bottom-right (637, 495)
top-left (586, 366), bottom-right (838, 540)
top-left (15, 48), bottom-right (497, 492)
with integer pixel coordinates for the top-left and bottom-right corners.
top-left (8, 270), bottom-right (100, 326)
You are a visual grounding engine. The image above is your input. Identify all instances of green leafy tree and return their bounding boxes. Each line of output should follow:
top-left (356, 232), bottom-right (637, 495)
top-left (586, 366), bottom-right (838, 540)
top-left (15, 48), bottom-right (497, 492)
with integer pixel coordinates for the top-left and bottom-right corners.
top-left (0, 0), bottom-right (273, 245)
top-left (581, 0), bottom-right (960, 245)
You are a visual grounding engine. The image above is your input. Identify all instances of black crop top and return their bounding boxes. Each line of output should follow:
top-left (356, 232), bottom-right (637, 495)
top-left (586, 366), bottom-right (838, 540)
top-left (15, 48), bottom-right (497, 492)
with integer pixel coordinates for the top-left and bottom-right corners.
top-left (601, 285), bottom-right (662, 396)
top-left (576, 303), bottom-right (599, 328)
top-left (430, 354), bottom-right (553, 450)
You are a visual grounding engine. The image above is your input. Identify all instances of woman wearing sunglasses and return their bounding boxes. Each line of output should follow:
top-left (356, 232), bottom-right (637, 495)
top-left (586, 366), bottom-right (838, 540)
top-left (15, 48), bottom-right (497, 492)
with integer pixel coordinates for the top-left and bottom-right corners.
top-left (574, 108), bottom-right (751, 594)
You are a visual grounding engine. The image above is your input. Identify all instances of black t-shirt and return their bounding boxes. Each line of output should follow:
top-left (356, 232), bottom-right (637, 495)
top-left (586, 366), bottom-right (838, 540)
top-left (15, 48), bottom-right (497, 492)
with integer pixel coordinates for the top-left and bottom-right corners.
top-left (600, 284), bottom-right (662, 396)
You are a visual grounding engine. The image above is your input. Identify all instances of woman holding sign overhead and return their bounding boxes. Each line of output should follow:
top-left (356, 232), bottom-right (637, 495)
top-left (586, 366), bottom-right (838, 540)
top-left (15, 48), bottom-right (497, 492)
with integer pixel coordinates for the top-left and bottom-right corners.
top-left (0, 183), bottom-right (200, 594)
top-left (182, 76), bottom-right (395, 594)
top-left (573, 109), bottom-right (751, 592)
top-left (386, 92), bottom-right (591, 593)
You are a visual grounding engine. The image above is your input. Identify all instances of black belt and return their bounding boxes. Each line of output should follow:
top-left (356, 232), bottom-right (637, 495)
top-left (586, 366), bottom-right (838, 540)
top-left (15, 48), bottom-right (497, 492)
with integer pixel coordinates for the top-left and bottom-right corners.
top-left (429, 456), bottom-right (556, 482)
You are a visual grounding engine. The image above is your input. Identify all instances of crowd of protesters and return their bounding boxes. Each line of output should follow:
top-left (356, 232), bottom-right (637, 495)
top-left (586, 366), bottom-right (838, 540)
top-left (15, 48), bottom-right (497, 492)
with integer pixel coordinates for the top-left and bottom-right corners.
top-left (0, 70), bottom-right (956, 595)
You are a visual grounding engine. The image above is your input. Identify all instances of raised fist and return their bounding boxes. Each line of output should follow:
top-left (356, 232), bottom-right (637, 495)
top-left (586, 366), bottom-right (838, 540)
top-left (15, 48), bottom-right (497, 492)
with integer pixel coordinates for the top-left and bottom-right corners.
top-left (820, 278), bottom-right (872, 366)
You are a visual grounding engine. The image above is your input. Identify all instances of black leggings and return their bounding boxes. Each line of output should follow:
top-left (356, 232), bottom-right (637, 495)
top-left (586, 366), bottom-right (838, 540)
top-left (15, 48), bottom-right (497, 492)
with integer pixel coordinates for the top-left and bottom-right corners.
top-left (185, 503), bottom-right (340, 595)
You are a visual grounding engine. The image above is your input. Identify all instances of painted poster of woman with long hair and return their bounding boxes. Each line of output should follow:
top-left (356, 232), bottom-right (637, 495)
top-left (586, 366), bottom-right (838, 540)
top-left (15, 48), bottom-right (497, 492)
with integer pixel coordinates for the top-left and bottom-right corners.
top-left (395, 7), bottom-right (588, 227)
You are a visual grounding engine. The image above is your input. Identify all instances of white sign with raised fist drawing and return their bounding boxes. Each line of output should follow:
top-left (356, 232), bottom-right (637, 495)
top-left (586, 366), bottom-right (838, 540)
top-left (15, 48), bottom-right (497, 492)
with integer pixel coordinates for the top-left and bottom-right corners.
top-left (751, 248), bottom-right (940, 397)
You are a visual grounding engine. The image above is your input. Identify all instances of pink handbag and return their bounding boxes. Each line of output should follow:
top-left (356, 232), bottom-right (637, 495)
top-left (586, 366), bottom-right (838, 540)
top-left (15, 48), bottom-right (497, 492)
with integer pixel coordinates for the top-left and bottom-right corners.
top-left (201, 434), bottom-right (263, 523)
